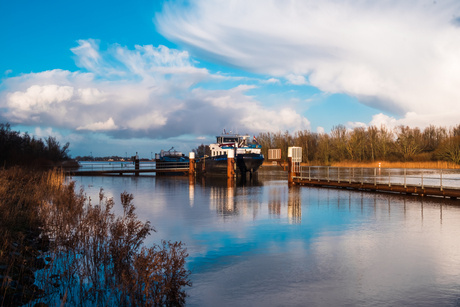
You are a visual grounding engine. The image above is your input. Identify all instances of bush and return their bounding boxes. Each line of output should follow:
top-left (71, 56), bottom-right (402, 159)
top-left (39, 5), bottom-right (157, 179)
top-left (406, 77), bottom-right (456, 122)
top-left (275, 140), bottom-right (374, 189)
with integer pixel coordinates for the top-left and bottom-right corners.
top-left (436, 136), bottom-right (460, 164)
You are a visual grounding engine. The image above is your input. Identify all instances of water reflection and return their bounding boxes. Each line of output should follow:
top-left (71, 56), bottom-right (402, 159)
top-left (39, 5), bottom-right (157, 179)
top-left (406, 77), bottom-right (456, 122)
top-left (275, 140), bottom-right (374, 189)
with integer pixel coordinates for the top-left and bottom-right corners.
top-left (288, 186), bottom-right (301, 224)
top-left (72, 173), bottom-right (460, 307)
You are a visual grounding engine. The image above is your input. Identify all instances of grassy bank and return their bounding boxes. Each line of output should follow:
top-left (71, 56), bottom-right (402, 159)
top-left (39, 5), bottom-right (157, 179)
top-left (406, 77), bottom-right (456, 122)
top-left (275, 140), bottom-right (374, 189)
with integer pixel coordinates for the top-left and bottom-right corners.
top-left (0, 168), bottom-right (191, 306)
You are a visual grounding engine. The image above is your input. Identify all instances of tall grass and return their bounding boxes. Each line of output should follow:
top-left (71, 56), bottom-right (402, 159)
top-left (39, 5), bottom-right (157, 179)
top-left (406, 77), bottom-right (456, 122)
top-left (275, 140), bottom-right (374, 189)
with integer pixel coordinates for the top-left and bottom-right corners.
top-left (0, 167), bottom-right (191, 306)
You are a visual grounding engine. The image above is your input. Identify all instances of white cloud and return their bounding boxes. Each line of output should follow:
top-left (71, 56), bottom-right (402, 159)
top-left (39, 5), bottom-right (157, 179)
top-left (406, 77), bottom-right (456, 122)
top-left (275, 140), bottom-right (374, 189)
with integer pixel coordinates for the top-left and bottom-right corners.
top-left (8, 85), bottom-right (74, 111)
top-left (0, 40), bottom-right (310, 139)
top-left (285, 74), bottom-right (308, 86)
top-left (263, 78), bottom-right (280, 84)
top-left (367, 111), bottom-right (460, 129)
top-left (316, 126), bottom-right (325, 134)
top-left (346, 121), bottom-right (367, 129)
top-left (156, 0), bottom-right (460, 126)
top-left (77, 117), bottom-right (118, 131)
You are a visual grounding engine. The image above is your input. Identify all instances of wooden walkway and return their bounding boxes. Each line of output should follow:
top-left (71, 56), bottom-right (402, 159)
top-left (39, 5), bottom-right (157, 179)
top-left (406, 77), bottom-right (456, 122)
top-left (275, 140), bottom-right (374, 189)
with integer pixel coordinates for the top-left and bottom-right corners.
top-left (291, 166), bottom-right (460, 199)
top-left (68, 162), bottom-right (189, 176)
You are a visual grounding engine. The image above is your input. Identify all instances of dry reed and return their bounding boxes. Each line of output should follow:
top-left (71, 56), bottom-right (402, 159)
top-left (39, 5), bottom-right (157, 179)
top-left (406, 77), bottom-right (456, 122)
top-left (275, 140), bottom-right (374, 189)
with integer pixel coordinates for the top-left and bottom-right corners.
top-left (1, 167), bottom-right (191, 307)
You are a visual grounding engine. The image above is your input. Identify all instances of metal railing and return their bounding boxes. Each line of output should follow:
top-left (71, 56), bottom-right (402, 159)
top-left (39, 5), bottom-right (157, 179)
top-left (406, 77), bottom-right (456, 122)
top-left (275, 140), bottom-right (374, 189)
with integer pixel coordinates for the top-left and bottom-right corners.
top-left (77, 161), bottom-right (189, 172)
top-left (296, 166), bottom-right (460, 190)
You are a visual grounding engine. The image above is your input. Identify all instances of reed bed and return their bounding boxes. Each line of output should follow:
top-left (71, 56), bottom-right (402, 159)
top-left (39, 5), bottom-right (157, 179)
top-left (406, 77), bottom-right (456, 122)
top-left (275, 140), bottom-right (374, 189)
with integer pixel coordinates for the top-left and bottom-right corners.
top-left (0, 167), bottom-right (190, 307)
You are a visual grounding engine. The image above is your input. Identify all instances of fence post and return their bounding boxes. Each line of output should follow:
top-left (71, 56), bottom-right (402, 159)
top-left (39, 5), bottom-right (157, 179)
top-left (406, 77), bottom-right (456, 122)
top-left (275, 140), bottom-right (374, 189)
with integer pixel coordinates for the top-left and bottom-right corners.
top-left (440, 169), bottom-right (443, 191)
top-left (374, 168), bottom-right (376, 186)
top-left (404, 168), bottom-right (406, 188)
top-left (421, 171), bottom-right (424, 189)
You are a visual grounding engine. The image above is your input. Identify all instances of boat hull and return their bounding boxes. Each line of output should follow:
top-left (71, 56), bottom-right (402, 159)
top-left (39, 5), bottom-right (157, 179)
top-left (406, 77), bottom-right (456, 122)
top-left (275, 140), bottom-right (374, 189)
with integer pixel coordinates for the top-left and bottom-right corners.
top-left (199, 153), bottom-right (264, 175)
top-left (236, 153), bottom-right (264, 173)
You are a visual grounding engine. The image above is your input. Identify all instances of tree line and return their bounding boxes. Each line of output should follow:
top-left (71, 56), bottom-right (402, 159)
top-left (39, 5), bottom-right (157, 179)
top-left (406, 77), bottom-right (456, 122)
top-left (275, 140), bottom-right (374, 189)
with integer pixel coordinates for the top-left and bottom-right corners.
top-left (256, 124), bottom-right (460, 164)
top-left (0, 123), bottom-right (71, 168)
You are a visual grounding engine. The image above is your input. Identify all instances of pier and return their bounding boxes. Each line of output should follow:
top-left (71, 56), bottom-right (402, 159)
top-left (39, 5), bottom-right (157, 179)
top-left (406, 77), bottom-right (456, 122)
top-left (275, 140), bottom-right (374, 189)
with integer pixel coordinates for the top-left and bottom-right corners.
top-left (285, 146), bottom-right (460, 199)
top-left (69, 160), bottom-right (191, 176)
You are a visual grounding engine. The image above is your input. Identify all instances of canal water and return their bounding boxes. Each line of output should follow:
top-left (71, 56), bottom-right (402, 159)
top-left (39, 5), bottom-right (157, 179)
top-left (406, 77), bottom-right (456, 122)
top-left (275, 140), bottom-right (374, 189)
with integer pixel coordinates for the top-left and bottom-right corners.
top-left (72, 168), bottom-right (460, 306)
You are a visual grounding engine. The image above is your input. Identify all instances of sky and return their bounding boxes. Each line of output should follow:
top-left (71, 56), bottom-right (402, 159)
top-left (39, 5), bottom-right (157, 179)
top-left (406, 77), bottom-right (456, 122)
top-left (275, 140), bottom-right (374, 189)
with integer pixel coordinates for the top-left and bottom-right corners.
top-left (1, 0), bottom-right (460, 158)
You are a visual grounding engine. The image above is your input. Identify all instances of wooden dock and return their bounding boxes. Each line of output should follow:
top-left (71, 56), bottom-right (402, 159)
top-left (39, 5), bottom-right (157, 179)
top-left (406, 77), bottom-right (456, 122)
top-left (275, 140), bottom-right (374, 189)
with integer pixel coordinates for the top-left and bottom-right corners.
top-left (68, 161), bottom-right (191, 176)
top-left (289, 165), bottom-right (460, 199)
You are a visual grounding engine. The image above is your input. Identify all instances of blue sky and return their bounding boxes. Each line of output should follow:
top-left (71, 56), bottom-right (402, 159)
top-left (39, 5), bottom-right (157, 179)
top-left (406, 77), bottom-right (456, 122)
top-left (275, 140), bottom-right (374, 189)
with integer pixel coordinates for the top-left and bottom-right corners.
top-left (1, 0), bottom-right (460, 157)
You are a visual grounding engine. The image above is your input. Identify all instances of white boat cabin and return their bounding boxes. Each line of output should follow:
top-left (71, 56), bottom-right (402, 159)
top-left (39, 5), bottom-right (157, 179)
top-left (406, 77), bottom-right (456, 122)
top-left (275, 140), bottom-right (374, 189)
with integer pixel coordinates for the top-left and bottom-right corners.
top-left (210, 134), bottom-right (261, 157)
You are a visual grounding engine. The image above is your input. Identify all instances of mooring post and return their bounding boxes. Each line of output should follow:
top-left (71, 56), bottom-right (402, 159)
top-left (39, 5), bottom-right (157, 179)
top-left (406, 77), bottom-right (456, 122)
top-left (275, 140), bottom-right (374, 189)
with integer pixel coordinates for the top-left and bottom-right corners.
top-left (288, 156), bottom-right (293, 184)
top-left (327, 166), bottom-right (330, 182)
top-left (227, 150), bottom-right (235, 179)
top-left (309, 166), bottom-right (311, 181)
top-left (338, 167), bottom-right (340, 183)
top-left (361, 168), bottom-right (363, 185)
top-left (135, 156), bottom-right (140, 177)
top-left (189, 152), bottom-right (195, 177)
top-left (421, 171), bottom-right (424, 189)
top-left (349, 167), bottom-right (351, 184)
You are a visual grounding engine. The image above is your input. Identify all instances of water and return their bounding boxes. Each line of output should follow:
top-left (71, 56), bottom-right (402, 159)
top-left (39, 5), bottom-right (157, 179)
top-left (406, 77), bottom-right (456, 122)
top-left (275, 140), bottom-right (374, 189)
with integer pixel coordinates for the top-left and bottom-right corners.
top-left (72, 169), bottom-right (460, 306)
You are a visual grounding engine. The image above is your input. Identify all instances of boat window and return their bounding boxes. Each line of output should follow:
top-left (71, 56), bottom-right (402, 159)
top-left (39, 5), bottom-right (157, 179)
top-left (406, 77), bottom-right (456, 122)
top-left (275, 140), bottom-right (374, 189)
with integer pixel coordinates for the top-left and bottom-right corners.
top-left (223, 137), bottom-right (237, 142)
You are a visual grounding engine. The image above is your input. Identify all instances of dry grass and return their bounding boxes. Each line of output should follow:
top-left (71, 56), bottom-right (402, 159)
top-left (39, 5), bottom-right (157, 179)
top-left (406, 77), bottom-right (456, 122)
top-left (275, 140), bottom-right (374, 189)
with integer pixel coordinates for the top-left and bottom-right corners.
top-left (1, 167), bottom-right (191, 307)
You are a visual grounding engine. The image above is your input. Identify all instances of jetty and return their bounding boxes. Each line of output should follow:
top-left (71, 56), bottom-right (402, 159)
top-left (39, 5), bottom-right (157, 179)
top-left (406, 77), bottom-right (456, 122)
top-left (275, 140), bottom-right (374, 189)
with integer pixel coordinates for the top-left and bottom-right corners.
top-left (69, 160), bottom-right (191, 176)
top-left (284, 147), bottom-right (460, 199)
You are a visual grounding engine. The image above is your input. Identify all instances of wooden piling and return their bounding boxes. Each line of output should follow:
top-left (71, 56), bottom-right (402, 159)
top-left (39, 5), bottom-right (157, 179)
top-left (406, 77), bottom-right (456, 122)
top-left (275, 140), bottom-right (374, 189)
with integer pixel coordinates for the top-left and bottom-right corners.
top-left (135, 158), bottom-right (139, 176)
top-left (227, 150), bottom-right (235, 178)
top-left (189, 152), bottom-right (195, 177)
top-left (288, 157), bottom-right (293, 184)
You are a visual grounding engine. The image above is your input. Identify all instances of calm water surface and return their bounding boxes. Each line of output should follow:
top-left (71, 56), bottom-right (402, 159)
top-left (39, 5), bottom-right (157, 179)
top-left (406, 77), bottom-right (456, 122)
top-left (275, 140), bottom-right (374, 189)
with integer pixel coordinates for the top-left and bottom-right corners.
top-left (72, 169), bottom-right (460, 306)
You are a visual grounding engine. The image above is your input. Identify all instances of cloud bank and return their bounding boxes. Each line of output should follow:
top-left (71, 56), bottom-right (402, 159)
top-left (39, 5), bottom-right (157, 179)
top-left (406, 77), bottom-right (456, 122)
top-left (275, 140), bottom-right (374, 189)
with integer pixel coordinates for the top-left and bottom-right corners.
top-left (156, 0), bottom-right (460, 128)
top-left (0, 40), bottom-right (310, 139)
